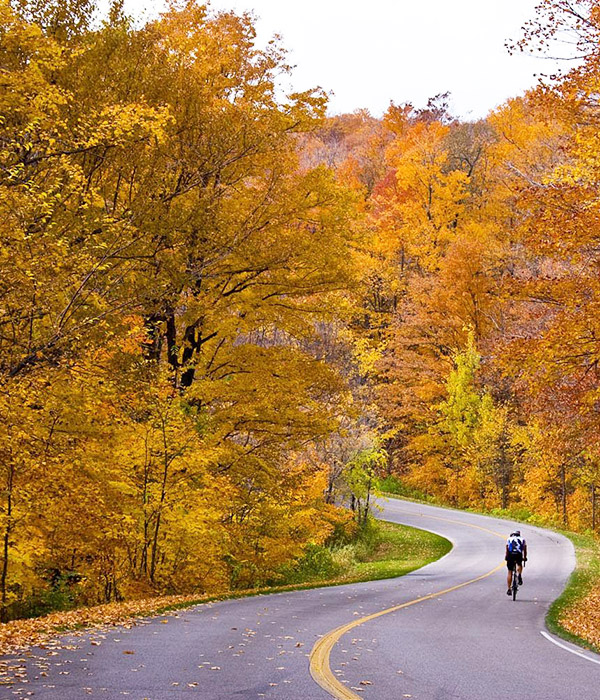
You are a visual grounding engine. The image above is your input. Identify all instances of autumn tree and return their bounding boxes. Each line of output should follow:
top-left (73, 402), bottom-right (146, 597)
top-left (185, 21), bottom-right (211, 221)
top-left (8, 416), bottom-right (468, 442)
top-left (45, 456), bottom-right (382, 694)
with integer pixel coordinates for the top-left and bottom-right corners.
top-left (0, 0), bottom-right (360, 617)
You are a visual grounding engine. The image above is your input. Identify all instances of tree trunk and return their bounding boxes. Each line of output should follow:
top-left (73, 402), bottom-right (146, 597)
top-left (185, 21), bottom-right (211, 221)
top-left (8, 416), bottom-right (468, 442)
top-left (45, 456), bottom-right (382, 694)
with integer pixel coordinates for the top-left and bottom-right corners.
top-left (454, 465), bottom-right (460, 506)
top-left (150, 420), bottom-right (170, 583)
top-left (142, 312), bottom-right (165, 362)
top-left (140, 433), bottom-right (151, 579)
top-left (325, 475), bottom-right (335, 504)
top-left (180, 322), bottom-right (201, 388)
top-left (1, 462), bottom-right (15, 622)
top-left (560, 464), bottom-right (568, 527)
top-left (500, 443), bottom-right (510, 510)
top-left (165, 309), bottom-right (178, 372)
top-left (364, 479), bottom-right (372, 525)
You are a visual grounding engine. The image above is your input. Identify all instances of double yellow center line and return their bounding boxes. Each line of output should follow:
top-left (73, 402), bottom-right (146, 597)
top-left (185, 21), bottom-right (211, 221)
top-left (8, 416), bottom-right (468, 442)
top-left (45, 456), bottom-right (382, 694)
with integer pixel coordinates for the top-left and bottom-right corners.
top-left (309, 512), bottom-right (506, 700)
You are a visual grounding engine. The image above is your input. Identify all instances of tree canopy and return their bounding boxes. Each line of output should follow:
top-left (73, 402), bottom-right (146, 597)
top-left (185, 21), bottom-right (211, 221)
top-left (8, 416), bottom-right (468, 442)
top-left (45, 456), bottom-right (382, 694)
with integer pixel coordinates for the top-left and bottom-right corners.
top-left (2, 0), bottom-right (600, 620)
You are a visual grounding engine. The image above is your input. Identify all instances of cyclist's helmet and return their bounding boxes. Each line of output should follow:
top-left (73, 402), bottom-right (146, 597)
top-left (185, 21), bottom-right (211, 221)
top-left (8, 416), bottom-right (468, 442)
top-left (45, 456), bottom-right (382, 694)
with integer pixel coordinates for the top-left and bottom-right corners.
top-left (511, 530), bottom-right (521, 536)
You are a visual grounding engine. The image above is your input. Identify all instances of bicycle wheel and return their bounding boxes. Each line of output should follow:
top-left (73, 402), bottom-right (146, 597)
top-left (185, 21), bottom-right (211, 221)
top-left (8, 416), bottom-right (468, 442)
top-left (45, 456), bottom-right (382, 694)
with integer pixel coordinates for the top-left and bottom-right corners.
top-left (512, 567), bottom-right (518, 601)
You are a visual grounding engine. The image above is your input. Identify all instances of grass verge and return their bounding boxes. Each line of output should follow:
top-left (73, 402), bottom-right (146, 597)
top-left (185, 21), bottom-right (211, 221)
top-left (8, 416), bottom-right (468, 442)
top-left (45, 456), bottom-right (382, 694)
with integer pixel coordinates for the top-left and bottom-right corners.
top-left (330, 519), bottom-right (452, 583)
top-left (0, 519), bottom-right (450, 656)
top-left (273, 519), bottom-right (451, 588)
top-left (546, 531), bottom-right (600, 654)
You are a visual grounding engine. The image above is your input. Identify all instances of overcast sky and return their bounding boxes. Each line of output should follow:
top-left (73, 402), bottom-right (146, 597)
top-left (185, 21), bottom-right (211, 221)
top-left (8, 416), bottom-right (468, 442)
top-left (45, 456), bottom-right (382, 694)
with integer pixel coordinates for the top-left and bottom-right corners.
top-left (127, 0), bottom-right (563, 120)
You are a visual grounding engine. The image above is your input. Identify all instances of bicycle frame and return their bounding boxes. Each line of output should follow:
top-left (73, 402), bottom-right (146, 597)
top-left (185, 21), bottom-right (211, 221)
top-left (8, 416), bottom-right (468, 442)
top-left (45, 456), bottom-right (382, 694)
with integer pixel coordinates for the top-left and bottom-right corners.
top-left (510, 561), bottom-right (519, 600)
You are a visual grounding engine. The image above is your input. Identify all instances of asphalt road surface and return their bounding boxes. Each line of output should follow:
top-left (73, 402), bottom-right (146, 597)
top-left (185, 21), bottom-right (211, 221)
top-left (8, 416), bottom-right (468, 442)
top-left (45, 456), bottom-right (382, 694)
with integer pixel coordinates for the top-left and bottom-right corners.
top-left (3, 498), bottom-right (600, 700)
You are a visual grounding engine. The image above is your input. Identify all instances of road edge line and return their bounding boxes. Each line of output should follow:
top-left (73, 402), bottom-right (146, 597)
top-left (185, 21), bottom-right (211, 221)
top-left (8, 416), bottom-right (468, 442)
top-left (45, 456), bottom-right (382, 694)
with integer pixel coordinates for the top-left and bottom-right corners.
top-left (539, 630), bottom-right (600, 666)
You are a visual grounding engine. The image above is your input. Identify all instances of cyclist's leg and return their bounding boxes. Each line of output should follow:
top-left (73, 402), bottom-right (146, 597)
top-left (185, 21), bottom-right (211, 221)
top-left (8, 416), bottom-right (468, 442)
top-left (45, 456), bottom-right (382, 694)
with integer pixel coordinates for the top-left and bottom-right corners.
top-left (517, 553), bottom-right (523, 583)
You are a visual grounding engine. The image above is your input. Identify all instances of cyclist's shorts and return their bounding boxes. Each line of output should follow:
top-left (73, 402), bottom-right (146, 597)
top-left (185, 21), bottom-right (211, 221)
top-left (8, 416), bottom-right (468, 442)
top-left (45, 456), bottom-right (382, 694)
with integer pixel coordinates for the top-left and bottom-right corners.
top-left (506, 552), bottom-right (523, 569)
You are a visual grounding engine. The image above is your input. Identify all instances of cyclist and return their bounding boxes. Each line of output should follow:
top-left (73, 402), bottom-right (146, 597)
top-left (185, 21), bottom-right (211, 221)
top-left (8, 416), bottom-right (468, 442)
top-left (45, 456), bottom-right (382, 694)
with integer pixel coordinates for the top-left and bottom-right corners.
top-left (505, 529), bottom-right (527, 595)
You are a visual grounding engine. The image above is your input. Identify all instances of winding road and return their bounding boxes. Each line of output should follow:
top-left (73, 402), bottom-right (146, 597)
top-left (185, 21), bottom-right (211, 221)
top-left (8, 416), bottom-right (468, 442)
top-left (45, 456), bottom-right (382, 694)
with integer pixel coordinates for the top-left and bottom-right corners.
top-left (4, 498), bottom-right (600, 700)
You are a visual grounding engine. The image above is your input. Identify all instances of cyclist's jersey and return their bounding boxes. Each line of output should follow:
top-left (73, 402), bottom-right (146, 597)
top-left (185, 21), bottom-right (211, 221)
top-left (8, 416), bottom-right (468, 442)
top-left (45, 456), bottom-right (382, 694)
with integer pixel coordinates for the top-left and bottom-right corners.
top-left (506, 535), bottom-right (525, 554)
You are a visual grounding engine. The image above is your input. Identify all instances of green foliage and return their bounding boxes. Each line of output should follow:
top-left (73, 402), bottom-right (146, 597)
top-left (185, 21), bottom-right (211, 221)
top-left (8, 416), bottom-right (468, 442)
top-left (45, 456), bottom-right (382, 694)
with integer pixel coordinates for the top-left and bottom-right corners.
top-left (440, 332), bottom-right (481, 449)
top-left (345, 447), bottom-right (387, 525)
top-left (377, 475), bottom-right (438, 502)
top-left (271, 544), bottom-right (342, 585)
top-left (6, 572), bottom-right (85, 620)
top-left (271, 519), bottom-right (450, 587)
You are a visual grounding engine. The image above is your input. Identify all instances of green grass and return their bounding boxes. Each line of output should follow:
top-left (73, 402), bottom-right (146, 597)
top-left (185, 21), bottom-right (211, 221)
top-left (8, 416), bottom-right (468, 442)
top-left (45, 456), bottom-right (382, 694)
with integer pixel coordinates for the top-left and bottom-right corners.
top-left (378, 475), bottom-right (439, 503)
top-left (546, 531), bottom-right (600, 654)
top-left (272, 518), bottom-right (452, 589)
top-left (336, 520), bottom-right (452, 582)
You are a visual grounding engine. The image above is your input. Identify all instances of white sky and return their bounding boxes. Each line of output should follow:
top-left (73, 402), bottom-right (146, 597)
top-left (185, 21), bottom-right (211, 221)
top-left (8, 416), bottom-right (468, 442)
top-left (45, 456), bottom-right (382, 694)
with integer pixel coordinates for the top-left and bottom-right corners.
top-left (127, 0), bottom-right (564, 120)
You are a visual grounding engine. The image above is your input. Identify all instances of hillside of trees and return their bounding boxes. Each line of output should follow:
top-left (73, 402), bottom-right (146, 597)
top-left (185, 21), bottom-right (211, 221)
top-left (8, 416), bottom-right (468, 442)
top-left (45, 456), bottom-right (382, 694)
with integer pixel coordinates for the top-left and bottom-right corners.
top-left (2, 0), bottom-right (600, 620)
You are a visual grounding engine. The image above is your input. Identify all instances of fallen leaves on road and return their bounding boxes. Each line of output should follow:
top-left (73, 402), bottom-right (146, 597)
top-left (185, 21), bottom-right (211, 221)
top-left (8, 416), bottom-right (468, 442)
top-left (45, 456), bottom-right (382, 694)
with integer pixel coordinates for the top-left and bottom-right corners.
top-left (0, 593), bottom-right (207, 656)
top-left (0, 578), bottom-right (356, 657)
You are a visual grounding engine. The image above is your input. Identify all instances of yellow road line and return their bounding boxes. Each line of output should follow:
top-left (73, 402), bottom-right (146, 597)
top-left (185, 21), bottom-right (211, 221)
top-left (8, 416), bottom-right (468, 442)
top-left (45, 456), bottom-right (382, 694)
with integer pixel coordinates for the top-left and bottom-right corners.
top-left (309, 512), bottom-right (507, 700)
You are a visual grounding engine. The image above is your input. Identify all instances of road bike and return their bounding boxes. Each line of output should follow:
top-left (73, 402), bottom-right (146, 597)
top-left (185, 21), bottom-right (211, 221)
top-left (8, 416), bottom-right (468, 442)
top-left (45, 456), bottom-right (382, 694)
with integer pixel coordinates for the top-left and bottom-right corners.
top-left (509, 559), bottom-right (525, 601)
top-left (510, 561), bottom-right (519, 600)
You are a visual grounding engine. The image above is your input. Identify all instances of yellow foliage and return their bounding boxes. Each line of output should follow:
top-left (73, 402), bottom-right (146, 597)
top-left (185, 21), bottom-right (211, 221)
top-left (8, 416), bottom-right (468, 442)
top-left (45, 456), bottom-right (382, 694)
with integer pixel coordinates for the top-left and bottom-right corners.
top-left (0, 0), bottom-right (359, 619)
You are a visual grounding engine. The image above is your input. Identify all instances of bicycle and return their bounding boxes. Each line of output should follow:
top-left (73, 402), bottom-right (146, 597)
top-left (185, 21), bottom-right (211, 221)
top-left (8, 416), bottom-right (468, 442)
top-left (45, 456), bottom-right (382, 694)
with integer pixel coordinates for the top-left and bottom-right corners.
top-left (510, 560), bottom-right (519, 600)
top-left (509, 558), bottom-right (525, 601)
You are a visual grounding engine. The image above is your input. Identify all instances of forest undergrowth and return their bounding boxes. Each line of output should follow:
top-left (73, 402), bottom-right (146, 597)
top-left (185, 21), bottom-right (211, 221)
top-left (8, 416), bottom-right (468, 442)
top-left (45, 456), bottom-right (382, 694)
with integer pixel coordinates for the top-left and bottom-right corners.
top-left (0, 519), bottom-right (449, 655)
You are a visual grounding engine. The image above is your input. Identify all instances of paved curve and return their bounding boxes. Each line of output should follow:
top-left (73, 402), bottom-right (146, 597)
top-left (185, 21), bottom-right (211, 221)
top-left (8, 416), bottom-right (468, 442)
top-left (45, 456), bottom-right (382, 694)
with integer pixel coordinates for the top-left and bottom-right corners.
top-left (2, 499), bottom-right (600, 700)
